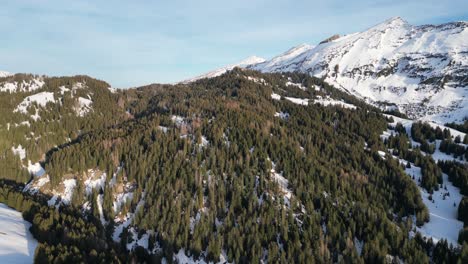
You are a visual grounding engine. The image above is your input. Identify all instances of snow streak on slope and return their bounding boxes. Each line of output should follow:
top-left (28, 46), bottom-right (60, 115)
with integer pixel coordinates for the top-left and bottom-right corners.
top-left (0, 203), bottom-right (38, 263)
top-left (181, 56), bottom-right (265, 83)
top-left (249, 17), bottom-right (468, 124)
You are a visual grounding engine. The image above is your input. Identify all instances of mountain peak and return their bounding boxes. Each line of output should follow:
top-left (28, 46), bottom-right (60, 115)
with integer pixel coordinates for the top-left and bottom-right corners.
top-left (236, 56), bottom-right (266, 66)
top-left (370, 16), bottom-right (410, 30)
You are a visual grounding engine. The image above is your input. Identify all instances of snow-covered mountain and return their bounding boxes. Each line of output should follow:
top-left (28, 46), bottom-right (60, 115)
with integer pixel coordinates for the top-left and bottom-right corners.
top-left (183, 17), bottom-right (467, 124)
top-left (249, 17), bottom-right (467, 124)
top-left (180, 55), bottom-right (265, 83)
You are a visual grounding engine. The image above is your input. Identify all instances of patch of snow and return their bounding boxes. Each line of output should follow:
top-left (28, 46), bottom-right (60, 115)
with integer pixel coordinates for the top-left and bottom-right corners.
top-left (11, 145), bottom-right (26, 160)
top-left (23, 175), bottom-right (50, 194)
top-left (173, 248), bottom-right (231, 264)
top-left (378, 150), bottom-right (387, 159)
top-left (27, 161), bottom-right (45, 177)
top-left (354, 237), bottom-right (363, 256)
top-left (113, 214), bottom-right (133, 242)
top-left (97, 194), bottom-right (106, 225)
top-left (75, 97), bottom-right (93, 117)
top-left (246, 76), bottom-right (267, 85)
top-left (0, 203), bottom-right (38, 263)
top-left (47, 195), bottom-right (58, 207)
top-left (313, 96), bottom-right (357, 109)
top-left (14, 92), bottom-right (55, 114)
top-left (286, 81), bottom-right (306, 91)
top-left (0, 78), bottom-right (44, 93)
top-left (271, 93), bottom-right (281, 100)
top-left (171, 115), bottom-right (185, 127)
top-left (158, 126), bottom-right (169, 133)
top-left (15, 121), bottom-right (30, 127)
top-left (84, 170), bottom-right (107, 196)
top-left (285, 97), bottom-right (309, 106)
top-left (113, 192), bottom-right (146, 242)
top-left (61, 179), bottom-right (77, 205)
top-left (270, 162), bottom-right (293, 207)
top-left (404, 162), bottom-right (464, 245)
top-left (198, 136), bottom-right (209, 147)
top-left (0, 71), bottom-right (12, 78)
top-left (109, 166), bottom-right (122, 188)
top-left (113, 184), bottom-right (134, 213)
top-left (274, 112), bottom-right (290, 120)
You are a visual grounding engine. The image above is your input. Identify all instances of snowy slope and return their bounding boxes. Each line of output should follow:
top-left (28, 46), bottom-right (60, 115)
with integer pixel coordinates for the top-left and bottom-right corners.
top-left (249, 17), bottom-right (468, 124)
top-left (181, 56), bottom-right (265, 83)
top-left (0, 71), bottom-right (13, 78)
top-left (381, 115), bottom-right (466, 245)
top-left (0, 77), bottom-right (45, 93)
top-left (14, 92), bottom-right (55, 114)
top-left (0, 203), bottom-right (38, 263)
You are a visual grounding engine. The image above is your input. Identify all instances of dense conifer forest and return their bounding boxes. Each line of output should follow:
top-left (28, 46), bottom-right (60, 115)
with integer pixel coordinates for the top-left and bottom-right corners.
top-left (0, 69), bottom-right (466, 263)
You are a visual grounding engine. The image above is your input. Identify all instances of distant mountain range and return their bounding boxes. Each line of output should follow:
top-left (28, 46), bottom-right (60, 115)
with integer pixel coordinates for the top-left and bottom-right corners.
top-left (185, 17), bottom-right (468, 124)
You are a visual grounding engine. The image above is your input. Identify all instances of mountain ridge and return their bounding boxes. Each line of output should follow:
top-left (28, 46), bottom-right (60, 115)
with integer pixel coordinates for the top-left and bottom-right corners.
top-left (183, 17), bottom-right (468, 125)
top-left (180, 55), bottom-right (266, 84)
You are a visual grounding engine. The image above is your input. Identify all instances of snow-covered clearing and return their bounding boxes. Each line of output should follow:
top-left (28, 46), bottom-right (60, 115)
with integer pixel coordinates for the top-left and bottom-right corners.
top-left (385, 114), bottom-right (466, 140)
top-left (14, 92), bottom-right (55, 114)
top-left (0, 203), bottom-right (38, 263)
top-left (401, 159), bottom-right (463, 245)
top-left (381, 117), bottom-right (465, 245)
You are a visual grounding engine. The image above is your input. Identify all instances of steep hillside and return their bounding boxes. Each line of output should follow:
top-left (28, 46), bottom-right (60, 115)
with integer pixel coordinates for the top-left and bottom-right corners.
top-left (0, 69), bottom-right (466, 262)
top-left (0, 74), bottom-right (127, 183)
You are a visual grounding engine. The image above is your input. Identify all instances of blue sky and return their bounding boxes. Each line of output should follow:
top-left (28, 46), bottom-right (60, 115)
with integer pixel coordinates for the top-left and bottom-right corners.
top-left (1, 0), bottom-right (467, 88)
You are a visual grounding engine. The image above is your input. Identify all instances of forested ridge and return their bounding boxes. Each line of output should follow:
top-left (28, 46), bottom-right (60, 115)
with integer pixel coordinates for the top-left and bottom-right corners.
top-left (0, 69), bottom-right (467, 263)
